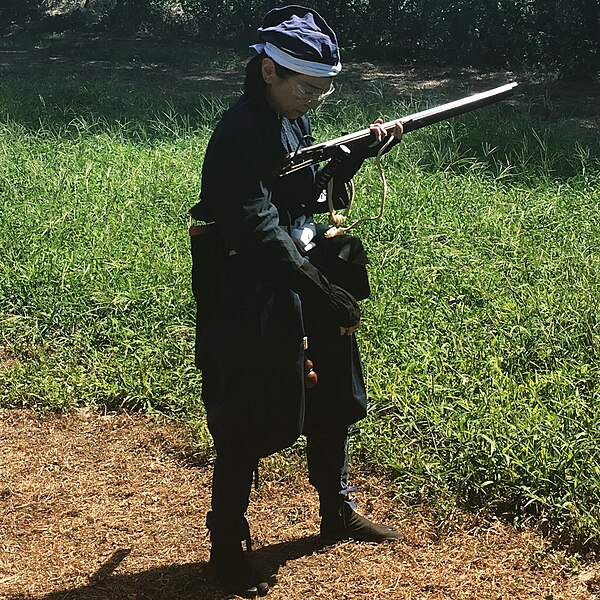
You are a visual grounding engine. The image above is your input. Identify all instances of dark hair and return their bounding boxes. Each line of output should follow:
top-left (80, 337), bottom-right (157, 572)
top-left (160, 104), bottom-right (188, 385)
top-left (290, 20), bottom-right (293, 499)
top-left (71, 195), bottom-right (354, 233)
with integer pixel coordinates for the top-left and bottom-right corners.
top-left (244, 52), bottom-right (296, 96)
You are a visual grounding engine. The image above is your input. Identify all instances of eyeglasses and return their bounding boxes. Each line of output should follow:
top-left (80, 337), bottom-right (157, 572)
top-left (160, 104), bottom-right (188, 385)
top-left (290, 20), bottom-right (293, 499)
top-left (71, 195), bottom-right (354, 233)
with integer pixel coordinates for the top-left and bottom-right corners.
top-left (289, 78), bottom-right (335, 105)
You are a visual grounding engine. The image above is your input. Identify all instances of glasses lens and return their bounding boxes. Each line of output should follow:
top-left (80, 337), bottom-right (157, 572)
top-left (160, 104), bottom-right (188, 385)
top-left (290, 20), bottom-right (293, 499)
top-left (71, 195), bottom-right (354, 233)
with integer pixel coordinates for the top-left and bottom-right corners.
top-left (292, 80), bottom-right (334, 104)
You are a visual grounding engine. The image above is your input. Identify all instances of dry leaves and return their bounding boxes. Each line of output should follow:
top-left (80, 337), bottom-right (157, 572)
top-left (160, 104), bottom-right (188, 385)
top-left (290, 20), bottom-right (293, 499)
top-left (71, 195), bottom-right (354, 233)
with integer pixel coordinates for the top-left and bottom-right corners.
top-left (0, 409), bottom-right (595, 600)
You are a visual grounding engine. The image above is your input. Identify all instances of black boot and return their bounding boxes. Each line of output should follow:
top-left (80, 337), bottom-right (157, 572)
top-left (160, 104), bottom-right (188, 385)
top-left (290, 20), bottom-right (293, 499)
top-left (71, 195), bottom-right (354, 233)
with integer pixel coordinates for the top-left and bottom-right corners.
top-left (206, 510), bottom-right (269, 597)
top-left (320, 502), bottom-right (405, 543)
top-left (209, 543), bottom-right (269, 598)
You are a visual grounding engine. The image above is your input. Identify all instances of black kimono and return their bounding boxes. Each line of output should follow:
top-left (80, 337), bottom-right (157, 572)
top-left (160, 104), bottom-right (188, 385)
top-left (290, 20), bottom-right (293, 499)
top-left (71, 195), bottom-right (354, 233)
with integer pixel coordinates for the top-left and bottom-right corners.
top-left (190, 90), bottom-right (371, 460)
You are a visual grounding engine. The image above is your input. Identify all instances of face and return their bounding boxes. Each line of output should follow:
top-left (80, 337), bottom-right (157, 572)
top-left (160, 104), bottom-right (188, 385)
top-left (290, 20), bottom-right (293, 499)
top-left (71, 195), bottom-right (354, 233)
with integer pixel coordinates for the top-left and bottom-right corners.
top-left (261, 58), bottom-right (334, 120)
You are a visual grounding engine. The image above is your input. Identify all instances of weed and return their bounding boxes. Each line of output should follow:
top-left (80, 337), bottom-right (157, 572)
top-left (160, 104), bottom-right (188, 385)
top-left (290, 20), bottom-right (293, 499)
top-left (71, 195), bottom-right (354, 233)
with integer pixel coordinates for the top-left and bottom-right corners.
top-left (1, 76), bottom-right (599, 546)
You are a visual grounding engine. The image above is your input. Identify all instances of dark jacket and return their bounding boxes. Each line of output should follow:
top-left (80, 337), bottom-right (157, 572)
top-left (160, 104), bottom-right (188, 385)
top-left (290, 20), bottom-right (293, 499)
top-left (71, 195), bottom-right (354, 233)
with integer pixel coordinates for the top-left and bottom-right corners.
top-left (190, 89), bottom-right (370, 458)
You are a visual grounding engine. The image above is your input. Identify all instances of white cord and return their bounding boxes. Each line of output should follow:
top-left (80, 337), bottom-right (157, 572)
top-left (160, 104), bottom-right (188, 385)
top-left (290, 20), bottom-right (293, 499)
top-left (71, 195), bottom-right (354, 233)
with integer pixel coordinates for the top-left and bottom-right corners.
top-left (325, 134), bottom-right (396, 238)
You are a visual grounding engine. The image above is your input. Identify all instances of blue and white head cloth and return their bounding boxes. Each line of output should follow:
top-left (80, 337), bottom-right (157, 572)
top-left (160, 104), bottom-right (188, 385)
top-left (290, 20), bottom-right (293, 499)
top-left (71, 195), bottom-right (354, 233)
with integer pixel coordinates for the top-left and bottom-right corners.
top-left (251, 5), bottom-right (342, 78)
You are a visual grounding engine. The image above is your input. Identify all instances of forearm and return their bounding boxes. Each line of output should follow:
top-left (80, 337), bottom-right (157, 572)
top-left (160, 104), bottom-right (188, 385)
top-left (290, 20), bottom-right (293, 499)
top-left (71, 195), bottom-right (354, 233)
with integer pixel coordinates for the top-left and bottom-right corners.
top-left (210, 188), bottom-right (360, 328)
top-left (311, 134), bottom-right (401, 214)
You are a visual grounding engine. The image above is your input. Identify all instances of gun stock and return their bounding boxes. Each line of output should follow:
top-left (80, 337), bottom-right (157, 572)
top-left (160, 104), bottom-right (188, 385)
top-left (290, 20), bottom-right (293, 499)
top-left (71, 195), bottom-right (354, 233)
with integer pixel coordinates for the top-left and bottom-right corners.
top-left (276, 81), bottom-right (518, 177)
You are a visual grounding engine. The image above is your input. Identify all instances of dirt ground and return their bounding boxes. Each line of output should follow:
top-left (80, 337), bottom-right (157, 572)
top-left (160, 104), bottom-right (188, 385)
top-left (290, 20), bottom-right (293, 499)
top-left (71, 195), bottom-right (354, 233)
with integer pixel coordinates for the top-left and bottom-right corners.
top-left (1, 36), bottom-right (599, 600)
top-left (0, 35), bottom-right (598, 130)
top-left (1, 408), bottom-right (599, 600)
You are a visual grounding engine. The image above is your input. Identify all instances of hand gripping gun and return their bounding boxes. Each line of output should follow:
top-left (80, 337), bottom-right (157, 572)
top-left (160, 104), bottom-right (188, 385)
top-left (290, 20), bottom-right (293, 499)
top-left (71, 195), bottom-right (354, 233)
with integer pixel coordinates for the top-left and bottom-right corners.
top-left (276, 81), bottom-right (518, 178)
top-left (275, 81), bottom-right (518, 237)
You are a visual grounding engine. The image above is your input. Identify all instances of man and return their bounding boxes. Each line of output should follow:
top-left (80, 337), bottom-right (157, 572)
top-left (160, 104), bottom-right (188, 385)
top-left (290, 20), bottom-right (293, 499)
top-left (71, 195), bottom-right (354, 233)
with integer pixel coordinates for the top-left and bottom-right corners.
top-left (190, 5), bottom-right (403, 597)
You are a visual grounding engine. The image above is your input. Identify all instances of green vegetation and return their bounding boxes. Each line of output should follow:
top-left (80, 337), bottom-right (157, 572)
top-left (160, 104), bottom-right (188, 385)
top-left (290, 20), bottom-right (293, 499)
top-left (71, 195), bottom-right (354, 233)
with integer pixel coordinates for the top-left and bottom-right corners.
top-left (2, 1), bottom-right (598, 77)
top-left (1, 74), bottom-right (599, 548)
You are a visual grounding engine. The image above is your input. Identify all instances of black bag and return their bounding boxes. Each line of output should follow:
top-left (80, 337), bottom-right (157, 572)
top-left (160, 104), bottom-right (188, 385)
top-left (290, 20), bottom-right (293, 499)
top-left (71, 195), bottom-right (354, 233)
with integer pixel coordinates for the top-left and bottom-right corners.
top-left (306, 224), bottom-right (371, 301)
top-left (190, 223), bottom-right (227, 368)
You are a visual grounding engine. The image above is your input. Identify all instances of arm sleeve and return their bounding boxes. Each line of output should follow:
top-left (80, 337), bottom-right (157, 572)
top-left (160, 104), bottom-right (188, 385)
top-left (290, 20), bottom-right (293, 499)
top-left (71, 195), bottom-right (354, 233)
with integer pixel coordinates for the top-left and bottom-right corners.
top-left (312, 133), bottom-right (402, 213)
top-left (201, 123), bottom-right (361, 328)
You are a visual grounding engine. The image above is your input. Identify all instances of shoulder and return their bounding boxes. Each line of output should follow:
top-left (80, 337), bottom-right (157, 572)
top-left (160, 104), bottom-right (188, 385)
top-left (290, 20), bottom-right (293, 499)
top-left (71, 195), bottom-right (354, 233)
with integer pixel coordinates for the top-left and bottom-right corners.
top-left (204, 96), bottom-right (282, 180)
top-left (211, 95), bottom-right (274, 147)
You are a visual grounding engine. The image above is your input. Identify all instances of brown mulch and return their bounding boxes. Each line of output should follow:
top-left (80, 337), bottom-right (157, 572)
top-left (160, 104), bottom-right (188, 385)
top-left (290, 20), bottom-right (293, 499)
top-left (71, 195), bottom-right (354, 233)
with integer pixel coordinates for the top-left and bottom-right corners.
top-left (1, 409), bottom-right (598, 600)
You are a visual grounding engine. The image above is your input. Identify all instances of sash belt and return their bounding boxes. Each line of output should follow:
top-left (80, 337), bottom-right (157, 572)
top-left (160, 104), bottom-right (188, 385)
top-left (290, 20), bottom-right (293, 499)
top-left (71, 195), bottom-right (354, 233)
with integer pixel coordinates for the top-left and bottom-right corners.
top-left (189, 223), bottom-right (237, 256)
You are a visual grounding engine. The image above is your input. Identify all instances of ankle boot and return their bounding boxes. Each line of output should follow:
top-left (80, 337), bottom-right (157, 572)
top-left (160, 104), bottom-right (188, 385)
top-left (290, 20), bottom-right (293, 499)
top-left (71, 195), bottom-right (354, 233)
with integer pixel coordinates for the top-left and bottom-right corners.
top-left (320, 503), bottom-right (404, 543)
top-left (209, 543), bottom-right (269, 597)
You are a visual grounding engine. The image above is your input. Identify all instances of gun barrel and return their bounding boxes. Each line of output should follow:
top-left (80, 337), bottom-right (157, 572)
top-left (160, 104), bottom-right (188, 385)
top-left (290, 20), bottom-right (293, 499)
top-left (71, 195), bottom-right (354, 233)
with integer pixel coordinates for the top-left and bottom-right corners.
top-left (276, 81), bottom-right (518, 176)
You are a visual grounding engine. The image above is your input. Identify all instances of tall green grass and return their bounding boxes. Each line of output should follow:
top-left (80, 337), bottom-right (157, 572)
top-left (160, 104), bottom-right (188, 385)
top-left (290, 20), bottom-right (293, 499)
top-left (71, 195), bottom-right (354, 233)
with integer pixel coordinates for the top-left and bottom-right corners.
top-left (1, 76), bottom-right (599, 547)
top-left (0, 81), bottom-right (226, 428)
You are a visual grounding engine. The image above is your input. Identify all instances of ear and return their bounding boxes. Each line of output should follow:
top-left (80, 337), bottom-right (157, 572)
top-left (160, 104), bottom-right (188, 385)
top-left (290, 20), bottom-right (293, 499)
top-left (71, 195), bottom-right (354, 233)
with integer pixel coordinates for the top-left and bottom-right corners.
top-left (261, 57), bottom-right (278, 84)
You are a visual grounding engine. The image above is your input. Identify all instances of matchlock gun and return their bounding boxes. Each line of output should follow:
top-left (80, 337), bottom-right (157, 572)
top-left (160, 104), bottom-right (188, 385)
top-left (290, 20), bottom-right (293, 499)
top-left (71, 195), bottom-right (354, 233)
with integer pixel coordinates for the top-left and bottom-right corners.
top-left (275, 81), bottom-right (518, 179)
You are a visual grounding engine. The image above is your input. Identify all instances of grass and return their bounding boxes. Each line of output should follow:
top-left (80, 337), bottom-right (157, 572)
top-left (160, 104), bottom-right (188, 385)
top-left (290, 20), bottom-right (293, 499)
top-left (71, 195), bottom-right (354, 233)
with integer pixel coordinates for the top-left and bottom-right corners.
top-left (1, 73), bottom-right (599, 548)
top-left (357, 170), bottom-right (600, 544)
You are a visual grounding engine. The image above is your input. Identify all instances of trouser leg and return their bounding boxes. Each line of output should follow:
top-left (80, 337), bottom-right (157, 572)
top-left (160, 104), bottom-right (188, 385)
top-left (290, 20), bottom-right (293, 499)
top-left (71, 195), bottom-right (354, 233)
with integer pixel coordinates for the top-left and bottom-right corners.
top-left (306, 420), bottom-right (406, 543)
top-left (207, 450), bottom-right (270, 597)
top-left (305, 422), bottom-right (355, 519)
top-left (208, 451), bottom-right (257, 547)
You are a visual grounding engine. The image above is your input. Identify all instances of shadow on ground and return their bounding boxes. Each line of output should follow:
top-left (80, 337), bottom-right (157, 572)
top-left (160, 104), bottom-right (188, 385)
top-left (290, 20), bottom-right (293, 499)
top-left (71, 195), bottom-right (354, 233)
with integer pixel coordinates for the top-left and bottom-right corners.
top-left (1, 34), bottom-right (598, 121)
top-left (0, 35), bottom-right (245, 96)
top-left (12, 537), bottom-right (327, 600)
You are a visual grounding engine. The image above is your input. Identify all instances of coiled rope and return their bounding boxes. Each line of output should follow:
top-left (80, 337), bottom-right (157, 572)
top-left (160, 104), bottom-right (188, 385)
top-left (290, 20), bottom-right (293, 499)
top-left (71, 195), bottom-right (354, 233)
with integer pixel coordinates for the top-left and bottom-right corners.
top-left (324, 134), bottom-right (397, 238)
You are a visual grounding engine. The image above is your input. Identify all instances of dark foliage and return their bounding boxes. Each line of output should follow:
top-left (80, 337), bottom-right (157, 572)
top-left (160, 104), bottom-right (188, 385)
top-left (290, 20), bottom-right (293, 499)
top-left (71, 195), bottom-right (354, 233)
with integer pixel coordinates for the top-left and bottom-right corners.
top-left (1, 0), bottom-right (45, 29)
top-left (2, 1), bottom-right (598, 78)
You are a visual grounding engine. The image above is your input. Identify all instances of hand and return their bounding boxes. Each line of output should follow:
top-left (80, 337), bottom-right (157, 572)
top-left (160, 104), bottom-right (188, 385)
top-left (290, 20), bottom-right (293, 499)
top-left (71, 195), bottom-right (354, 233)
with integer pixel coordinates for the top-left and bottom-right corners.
top-left (339, 321), bottom-right (360, 336)
top-left (369, 118), bottom-right (404, 144)
top-left (326, 283), bottom-right (361, 334)
top-left (392, 120), bottom-right (404, 139)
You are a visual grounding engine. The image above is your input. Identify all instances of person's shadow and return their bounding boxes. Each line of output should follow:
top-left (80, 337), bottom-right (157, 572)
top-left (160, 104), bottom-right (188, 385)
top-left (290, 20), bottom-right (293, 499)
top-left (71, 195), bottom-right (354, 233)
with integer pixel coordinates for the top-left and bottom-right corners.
top-left (14, 536), bottom-right (328, 600)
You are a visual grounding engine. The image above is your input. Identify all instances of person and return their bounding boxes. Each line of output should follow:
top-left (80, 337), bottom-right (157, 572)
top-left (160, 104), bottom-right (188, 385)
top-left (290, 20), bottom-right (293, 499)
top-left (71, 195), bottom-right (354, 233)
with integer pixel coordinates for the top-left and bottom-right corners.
top-left (189, 5), bottom-right (404, 597)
